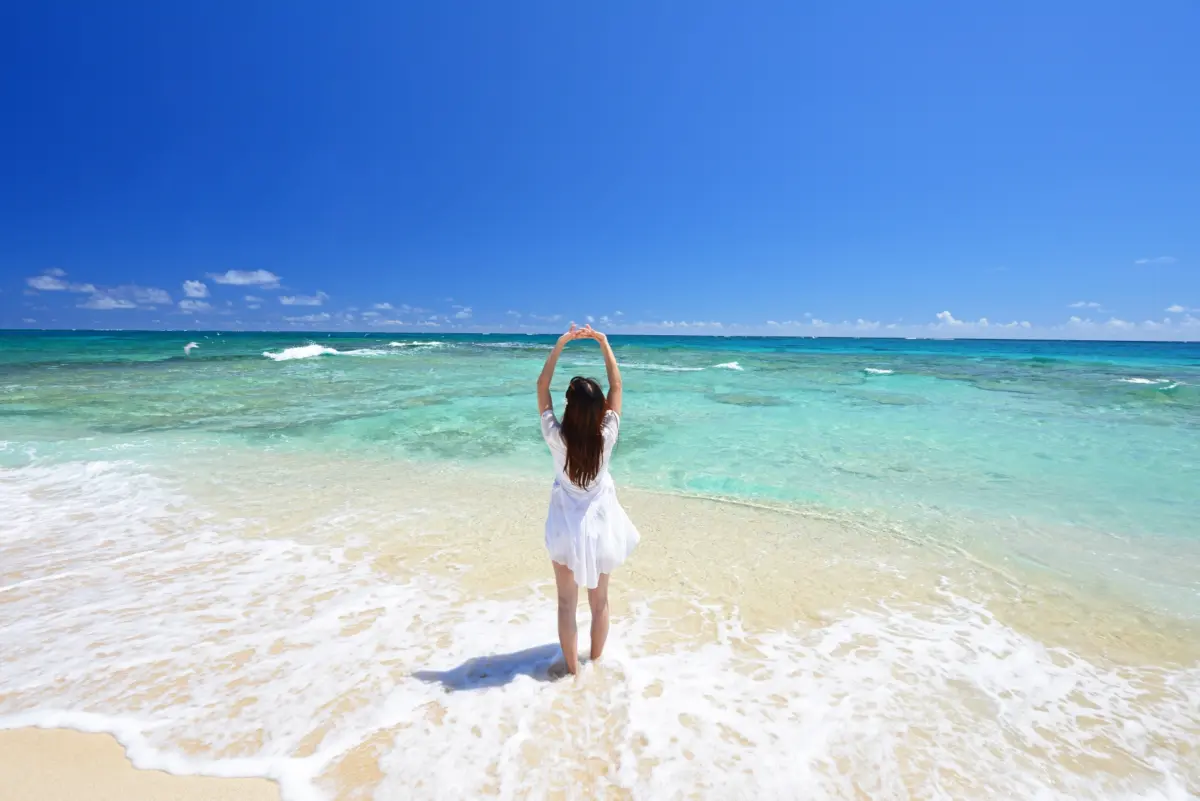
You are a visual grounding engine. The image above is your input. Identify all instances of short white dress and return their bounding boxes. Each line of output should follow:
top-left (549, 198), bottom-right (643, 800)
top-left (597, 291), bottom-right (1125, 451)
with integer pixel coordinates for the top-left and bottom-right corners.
top-left (540, 409), bottom-right (640, 589)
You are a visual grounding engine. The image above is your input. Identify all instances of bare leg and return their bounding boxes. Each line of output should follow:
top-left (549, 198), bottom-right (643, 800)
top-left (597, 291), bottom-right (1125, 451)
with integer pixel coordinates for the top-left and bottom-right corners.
top-left (552, 561), bottom-right (579, 675)
top-left (587, 573), bottom-right (610, 662)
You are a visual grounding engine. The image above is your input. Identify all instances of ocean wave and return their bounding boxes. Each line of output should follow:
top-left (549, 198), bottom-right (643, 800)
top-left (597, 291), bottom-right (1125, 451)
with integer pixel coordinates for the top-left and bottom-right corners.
top-left (389, 341), bottom-right (447, 348)
top-left (620, 362), bottom-right (706, 372)
top-left (263, 344), bottom-right (388, 361)
top-left (471, 341), bottom-right (549, 351)
top-left (713, 361), bottom-right (743, 371)
top-left (1117, 377), bottom-right (1170, 385)
top-left (864, 368), bottom-right (894, 375)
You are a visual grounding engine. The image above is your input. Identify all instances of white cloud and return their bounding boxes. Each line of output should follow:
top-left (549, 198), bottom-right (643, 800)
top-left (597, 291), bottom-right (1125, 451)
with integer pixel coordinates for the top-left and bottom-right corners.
top-left (361, 311), bottom-right (381, 318)
top-left (1134, 256), bottom-right (1177, 266)
top-left (855, 318), bottom-right (880, 330)
top-left (1068, 301), bottom-right (1103, 309)
top-left (76, 285), bottom-right (168, 310)
top-left (285, 312), bottom-right (331, 323)
top-left (1165, 304), bottom-right (1188, 314)
top-left (935, 310), bottom-right (963, 325)
top-left (280, 291), bottom-right (329, 306)
top-left (79, 294), bottom-right (137, 310)
top-left (208, 269), bottom-right (282, 287)
top-left (83, 285), bottom-right (171, 307)
top-left (374, 302), bottom-right (393, 310)
top-left (1106, 318), bottom-right (1134, 329)
top-left (178, 299), bottom-right (212, 313)
top-left (182, 280), bottom-right (209, 298)
top-left (26, 269), bottom-right (95, 293)
top-left (127, 287), bottom-right (169, 306)
top-left (244, 295), bottom-right (263, 303)
top-left (22, 318), bottom-right (36, 324)
top-left (530, 314), bottom-right (563, 323)
top-left (247, 304), bottom-right (261, 310)
top-left (506, 310), bottom-right (521, 317)
top-left (586, 315), bottom-right (595, 323)
top-left (455, 306), bottom-right (473, 320)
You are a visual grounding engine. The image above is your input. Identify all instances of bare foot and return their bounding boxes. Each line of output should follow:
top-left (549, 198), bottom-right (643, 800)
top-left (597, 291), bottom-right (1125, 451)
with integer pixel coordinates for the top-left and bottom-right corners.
top-left (547, 659), bottom-right (574, 680)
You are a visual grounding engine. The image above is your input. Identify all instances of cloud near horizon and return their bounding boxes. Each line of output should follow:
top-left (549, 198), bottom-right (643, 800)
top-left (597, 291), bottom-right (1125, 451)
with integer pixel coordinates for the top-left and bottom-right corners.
top-left (26, 268), bottom-right (95, 294)
top-left (279, 291), bottom-right (329, 306)
top-left (208, 270), bottom-right (282, 287)
top-left (183, 280), bottom-right (209, 298)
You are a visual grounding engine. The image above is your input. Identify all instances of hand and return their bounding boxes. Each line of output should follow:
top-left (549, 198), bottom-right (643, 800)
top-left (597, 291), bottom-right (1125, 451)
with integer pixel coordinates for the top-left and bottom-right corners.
top-left (556, 324), bottom-right (580, 345)
top-left (578, 325), bottom-right (607, 343)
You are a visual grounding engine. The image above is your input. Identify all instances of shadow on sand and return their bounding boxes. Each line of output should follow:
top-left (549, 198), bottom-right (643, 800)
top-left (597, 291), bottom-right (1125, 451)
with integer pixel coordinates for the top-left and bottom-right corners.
top-left (413, 643), bottom-right (564, 691)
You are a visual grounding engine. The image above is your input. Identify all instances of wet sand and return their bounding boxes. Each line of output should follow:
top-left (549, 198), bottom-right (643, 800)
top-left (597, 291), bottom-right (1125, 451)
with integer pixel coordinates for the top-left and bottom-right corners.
top-left (0, 728), bottom-right (278, 801)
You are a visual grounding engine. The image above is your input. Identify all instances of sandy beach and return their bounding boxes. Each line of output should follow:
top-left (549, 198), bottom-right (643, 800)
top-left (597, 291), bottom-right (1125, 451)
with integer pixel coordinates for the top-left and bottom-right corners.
top-left (0, 728), bottom-right (277, 801)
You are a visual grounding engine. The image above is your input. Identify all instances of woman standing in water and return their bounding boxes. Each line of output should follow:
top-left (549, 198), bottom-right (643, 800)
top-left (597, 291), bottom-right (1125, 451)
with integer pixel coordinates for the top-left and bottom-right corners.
top-left (536, 324), bottom-right (640, 676)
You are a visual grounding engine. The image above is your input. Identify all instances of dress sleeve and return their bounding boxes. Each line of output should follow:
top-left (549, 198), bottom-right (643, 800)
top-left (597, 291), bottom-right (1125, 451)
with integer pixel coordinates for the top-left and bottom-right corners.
top-left (540, 410), bottom-right (563, 448)
top-left (602, 410), bottom-right (620, 444)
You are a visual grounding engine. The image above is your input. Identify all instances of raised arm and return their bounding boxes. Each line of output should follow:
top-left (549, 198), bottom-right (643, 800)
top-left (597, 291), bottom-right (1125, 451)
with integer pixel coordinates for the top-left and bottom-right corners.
top-left (537, 325), bottom-right (579, 414)
top-left (585, 327), bottom-right (622, 416)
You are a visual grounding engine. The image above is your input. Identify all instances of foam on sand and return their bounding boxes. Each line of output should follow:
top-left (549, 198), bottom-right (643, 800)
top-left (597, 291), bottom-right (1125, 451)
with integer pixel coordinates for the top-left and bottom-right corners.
top-left (2, 460), bottom-right (1197, 800)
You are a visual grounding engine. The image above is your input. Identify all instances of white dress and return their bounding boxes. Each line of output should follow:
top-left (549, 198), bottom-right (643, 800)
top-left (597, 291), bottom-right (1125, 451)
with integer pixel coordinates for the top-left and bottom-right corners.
top-left (540, 409), bottom-right (640, 589)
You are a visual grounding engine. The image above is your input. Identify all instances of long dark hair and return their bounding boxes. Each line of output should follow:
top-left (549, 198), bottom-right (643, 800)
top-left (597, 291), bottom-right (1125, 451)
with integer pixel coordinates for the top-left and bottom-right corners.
top-left (561, 376), bottom-right (607, 487)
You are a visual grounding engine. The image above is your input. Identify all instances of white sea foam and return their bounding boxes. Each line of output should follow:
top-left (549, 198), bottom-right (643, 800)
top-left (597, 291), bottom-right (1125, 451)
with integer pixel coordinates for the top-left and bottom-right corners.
top-left (263, 344), bottom-right (339, 361)
top-left (713, 361), bottom-right (743, 370)
top-left (1118, 377), bottom-right (1170, 385)
top-left (2, 460), bottom-right (1197, 799)
top-left (471, 341), bottom-right (548, 350)
top-left (338, 348), bottom-right (390, 357)
top-left (264, 344), bottom-right (389, 361)
top-left (864, 367), bottom-right (894, 375)
top-left (388, 341), bottom-right (447, 348)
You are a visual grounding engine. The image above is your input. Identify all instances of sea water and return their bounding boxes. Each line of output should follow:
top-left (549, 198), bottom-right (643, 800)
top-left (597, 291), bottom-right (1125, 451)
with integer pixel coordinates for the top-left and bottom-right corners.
top-left (1, 331), bottom-right (1198, 799)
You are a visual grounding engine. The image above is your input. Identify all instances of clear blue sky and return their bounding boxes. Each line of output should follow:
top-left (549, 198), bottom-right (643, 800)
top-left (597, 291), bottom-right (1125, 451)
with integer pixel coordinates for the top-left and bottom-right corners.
top-left (2, 2), bottom-right (1198, 338)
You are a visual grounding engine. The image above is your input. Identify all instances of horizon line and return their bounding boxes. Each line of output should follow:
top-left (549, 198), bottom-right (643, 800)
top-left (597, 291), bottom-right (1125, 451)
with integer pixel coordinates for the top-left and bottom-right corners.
top-left (2, 328), bottom-right (1197, 345)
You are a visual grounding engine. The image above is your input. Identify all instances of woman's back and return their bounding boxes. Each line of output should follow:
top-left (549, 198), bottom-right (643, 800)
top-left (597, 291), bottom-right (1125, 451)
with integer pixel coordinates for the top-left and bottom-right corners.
top-left (540, 409), bottom-right (620, 495)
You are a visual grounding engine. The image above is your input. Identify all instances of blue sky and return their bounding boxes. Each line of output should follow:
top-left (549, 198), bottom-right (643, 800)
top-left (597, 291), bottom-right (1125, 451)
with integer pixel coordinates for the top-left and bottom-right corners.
top-left (2, 2), bottom-right (1197, 339)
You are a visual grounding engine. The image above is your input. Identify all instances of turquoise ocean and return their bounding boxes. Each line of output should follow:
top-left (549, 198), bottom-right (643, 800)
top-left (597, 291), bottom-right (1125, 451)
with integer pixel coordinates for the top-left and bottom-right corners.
top-left (2, 331), bottom-right (1198, 799)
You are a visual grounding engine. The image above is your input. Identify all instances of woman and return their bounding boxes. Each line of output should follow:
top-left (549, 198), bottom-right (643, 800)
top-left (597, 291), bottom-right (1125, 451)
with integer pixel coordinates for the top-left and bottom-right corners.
top-left (536, 324), bottom-right (640, 676)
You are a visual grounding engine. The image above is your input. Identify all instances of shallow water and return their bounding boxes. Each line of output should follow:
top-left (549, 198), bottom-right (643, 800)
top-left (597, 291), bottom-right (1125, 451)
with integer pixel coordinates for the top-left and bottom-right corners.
top-left (1, 331), bottom-right (1198, 799)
